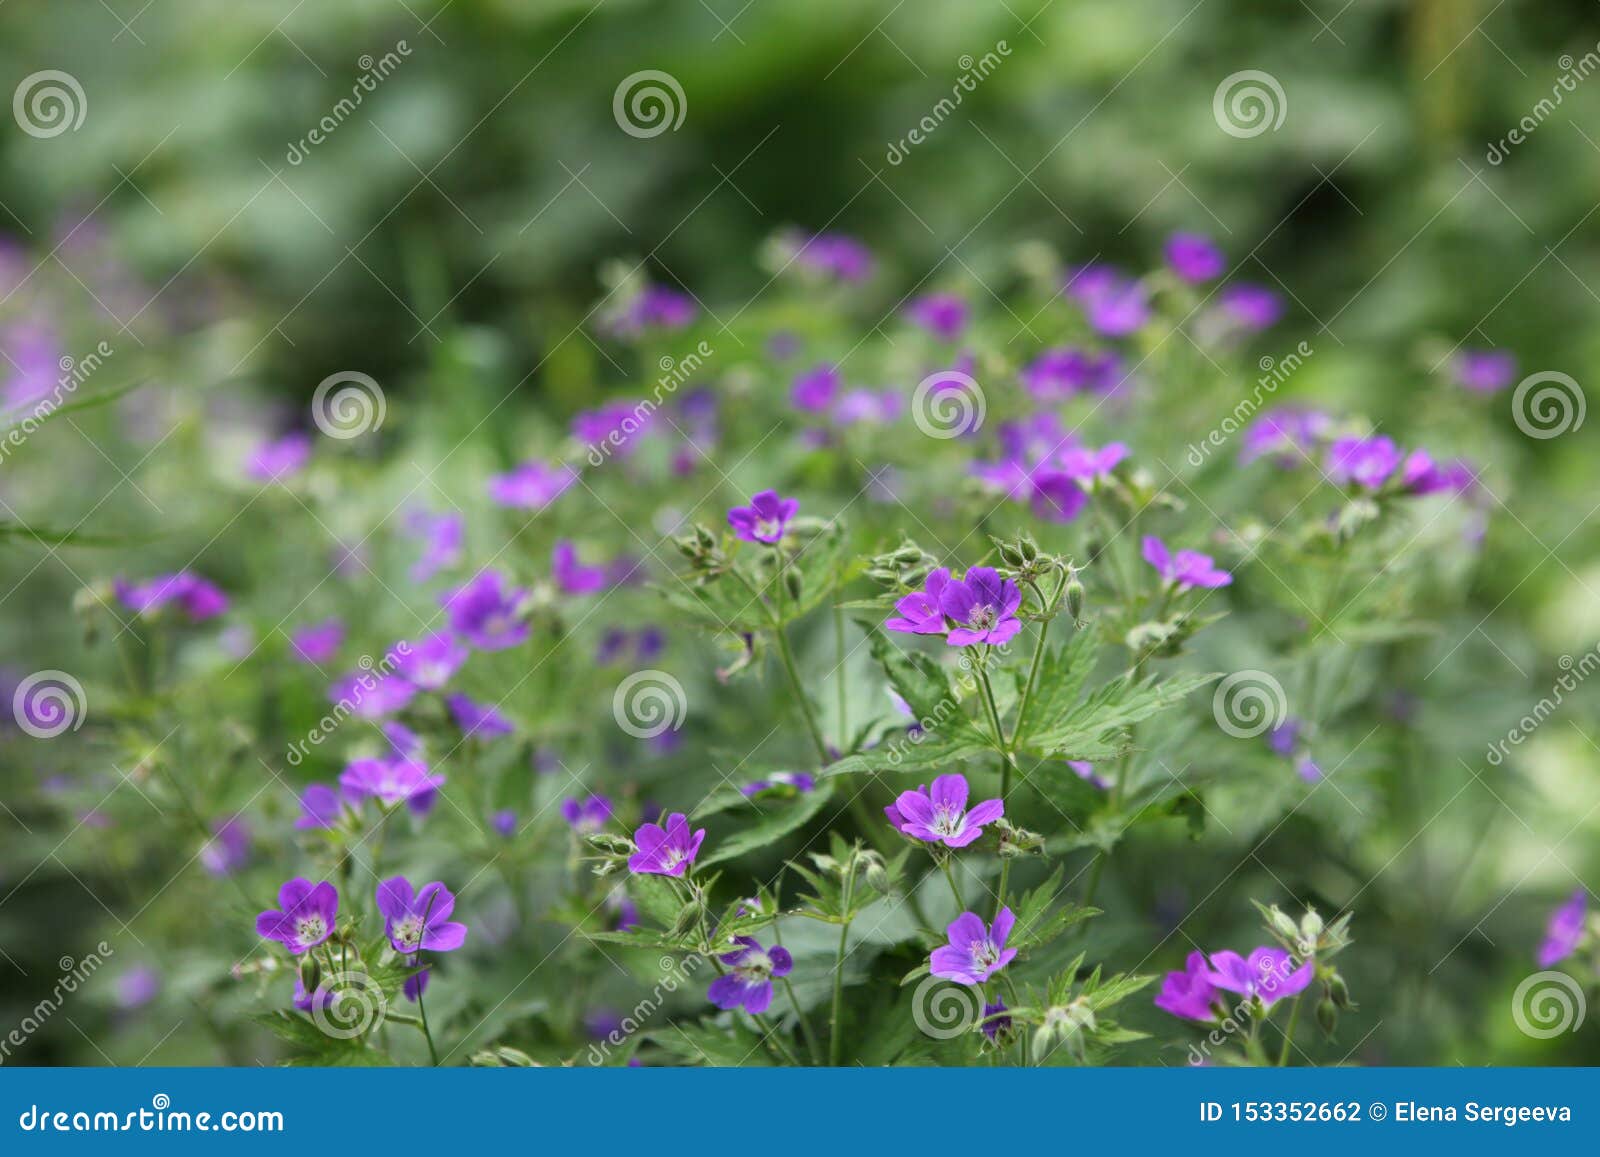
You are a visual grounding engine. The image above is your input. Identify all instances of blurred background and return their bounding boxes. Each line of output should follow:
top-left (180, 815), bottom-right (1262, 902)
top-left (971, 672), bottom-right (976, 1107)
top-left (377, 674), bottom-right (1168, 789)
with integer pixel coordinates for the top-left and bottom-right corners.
top-left (1, 0), bottom-right (1597, 1065)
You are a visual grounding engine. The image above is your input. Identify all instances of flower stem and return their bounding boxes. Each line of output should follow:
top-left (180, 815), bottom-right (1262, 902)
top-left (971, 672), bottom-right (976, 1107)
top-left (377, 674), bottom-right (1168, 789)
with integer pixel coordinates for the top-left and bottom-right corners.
top-left (938, 854), bottom-right (965, 911)
top-left (828, 865), bottom-right (856, 1067)
top-left (971, 652), bottom-right (1014, 798)
top-left (995, 857), bottom-right (1011, 921)
top-left (774, 623), bottom-right (830, 764)
top-left (415, 971), bottom-right (440, 1066)
top-left (1278, 996), bottom-right (1303, 1066)
top-left (833, 603), bottom-right (849, 748)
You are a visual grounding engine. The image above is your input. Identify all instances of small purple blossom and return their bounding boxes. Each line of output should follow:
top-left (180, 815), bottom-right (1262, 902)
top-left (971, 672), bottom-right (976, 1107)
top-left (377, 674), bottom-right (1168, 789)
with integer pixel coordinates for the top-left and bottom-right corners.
top-left (1326, 434), bottom-right (1403, 490)
top-left (199, 816), bottom-right (251, 876)
top-left (1154, 951), bottom-right (1218, 1022)
top-left (930, 908), bottom-right (1018, 985)
top-left (1241, 407), bottom-right (1332, 465)
top-left (486, 460), bottom-right (577, 509)
top-left (601, 283), bottom-right (696, 338)
top-left (294, 783), bottom-right (345, 830)
top-left (339, 757), bottom-right (444, 814)
top-left (742, 771), bottom-right (816, 798)
top-left (441, 570), bottom-right (530, 650)
top-left (562, 794), bottom-right (614, 833)
top-left (791, 364), bottom-right (840, 413)
top-left (376, 877), bottom-right (468, 954)
top-left (1065, 265), bottom-right (1149, 336)
top-left (256, 877), bottom-right (339, 955)
top-left (1165, 232), bottom-right (1226, 283)
top-left (627, 812), bottom-right (706, 877)
top-left (905, 292), bottom-right (969, 340)
top-left (783, 230), bottom-right (874, 283)
top-left (491, 809), bottom-right (518, 837)
top-left (981, 999), bottom-right (1011, 1042)
top-left (403, 510), bottom-right (463, 583)
top-left (1452, 348), bottom-right (1517, 393)
top-left (885, 774), bottom-right (1003, 848)
top-left (114, 572), bottom-right (228, 621)
top-left (1067, 760), bottom-right (1110, 790)
top-left (394, 632), bottom-right (468, 690)
top-left (115, 966), bottom-right (162, 1010)
top-left (245, 432), bottom-right (311, 483)
top-left (328, 666), bottom-right (416, 719)
top-left (290, 618), bottom-right (344, 665)
top-left (1218, 283), bottom-right (1284, 330)
top-left (707, 937), bottom-right (793, 1015)
top-left (885, 567), bottom-right (951, 636)
top-left (1019, 347), bottom-right (1122, 401)
top-left (552, 540), bottom-right (609, 595)
top-left (940, 566), bottom-right (1023, 646)
top-left (728, 490), bottom-right (799, 545)
top-left (1206, 947), bottom-right (1314, 1006)
top-left (1142, 536), bottom-right (1232, 589)
top-left (1537, 889), bottom-right (1588, 968)
top-left (446, 693), bottom-right (514, 740)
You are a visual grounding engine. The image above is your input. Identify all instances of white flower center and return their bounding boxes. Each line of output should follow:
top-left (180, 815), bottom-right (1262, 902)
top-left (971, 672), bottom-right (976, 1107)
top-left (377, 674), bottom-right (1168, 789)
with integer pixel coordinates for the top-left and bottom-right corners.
top-left (932, 804), bottom-right (966, 837)
top-left (392, 916), bottom-right (423, 950)
top-left (296, 916), bottom-right (327, 944)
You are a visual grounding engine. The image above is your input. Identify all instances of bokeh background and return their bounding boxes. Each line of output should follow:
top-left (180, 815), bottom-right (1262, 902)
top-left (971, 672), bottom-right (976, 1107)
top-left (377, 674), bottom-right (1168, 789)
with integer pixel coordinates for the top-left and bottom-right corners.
top-left (1, 0), bottom-right (1597, 1065)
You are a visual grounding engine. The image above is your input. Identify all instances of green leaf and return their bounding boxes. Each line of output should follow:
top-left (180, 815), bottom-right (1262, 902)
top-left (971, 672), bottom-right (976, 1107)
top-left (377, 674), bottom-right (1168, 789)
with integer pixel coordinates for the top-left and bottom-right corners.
top-left (697, 783), bottom-right (836, 867)
top-left (1022, 670), bottom-right (1218, 760)
top-left (646, 1019), bottom-right (777, 1066)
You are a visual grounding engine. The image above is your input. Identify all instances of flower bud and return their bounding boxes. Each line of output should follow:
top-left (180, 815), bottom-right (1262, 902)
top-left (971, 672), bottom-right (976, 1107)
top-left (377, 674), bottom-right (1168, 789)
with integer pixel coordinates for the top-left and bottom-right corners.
top-left (1316, 997), bottom-right (1338, 1036)
top-left (1328, 973), bottom-right (1352, 1010)
top-left (298, 952), bottom-right (322, 996)
top-left (1065, 578), bottom-right (1085, 623)
top-left (784, 569), bottom-right (804, 601)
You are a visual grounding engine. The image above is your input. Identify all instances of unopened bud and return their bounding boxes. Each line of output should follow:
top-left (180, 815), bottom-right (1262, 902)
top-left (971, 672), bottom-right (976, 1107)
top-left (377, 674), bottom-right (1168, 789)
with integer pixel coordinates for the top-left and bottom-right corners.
top-left (1065, 579), bottom-right (1085, 623)
top-left (1329, 973), bottom-right (1352, 1010)
top-left (298, 953), bottom-right (322, 996)
top-left (1316, 997), bottom-right (1338, 1036)
top-left (784, 570), bottom-right (803, 601)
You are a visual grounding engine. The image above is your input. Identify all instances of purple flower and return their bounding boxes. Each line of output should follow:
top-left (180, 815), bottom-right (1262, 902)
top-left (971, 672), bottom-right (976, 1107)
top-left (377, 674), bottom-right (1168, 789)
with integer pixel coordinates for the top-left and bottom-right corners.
top-left (256, 877), bottom-right (339, 954)
top-left (981, 999), bottom-right (1011, 1042)
top-left (199, 816), bottom-right (251, 876)
top-left (290, 618), bottom-right (344, 665)
top-left (1155, 951), bottom-right (1218, 1022)
top-left (1399, 450), bottom-right (1476, 497)
top-left (1326, 435), bottom-right (1402, 490)
top-left (1537, 890), bottom-right (1588, 968)
top-left (707, 937), bottom-right (793, 1015)
top-left (783, 230), bottom-right (874, 283)
top-left (394, 632), bottom-right (468, 690)
top-left (375, 876), bottom-right (468, 954)
top-left (742, 771), bottom-right (816, 798)
top-left (1165, 232), bottom-right (1226, 283)
top-left (940, 566), bottom-right (1023, 646)
top-left (562, 794), bottom-right (614, 833)
top-left (115, 966), bottom-right (161, 1010)
top-left (245, 432), bottom-right (311, 482)
top-left (441, 570), bottom-right (529, 650)
top-left (446, 693), bottom-right (514, 739)
top-left (114, 572), bottom-right (228, 621)
top-left (1218, 283), bottom-right (1284, 331)
top-left (404, 969), bottom-right (431, 1002)
top-left (1067, 760), bottom-right (1110, 790)
top-left (339, 757), bottom-right (444, 814)
top-left (1241, 407), bottom-right (1331, 465)
top-left (552, 540), bottom-right (609, 595)
top-left (728, 490), bottom-right (799, 545)
top-left (627, 812), bottom-right (706, 877)
top-left (885, 567), bottom-right (951, 636)
top-left (930, 908), bottom-right (1018, 985)
top-left (885, 774), bottom-right (1003, 848)
top-left (606, 886), bottom-right (639, 931)
top-left (487, 460), bottom-right (577, 509)
top-left (1206, 947), bottom-right (1314, 1006)
top-left (1142, 536), bottom-right (1232, 589)
top-left (328, 667), bottom-right (416, 719)
top-left (292, 975), bottom-right (333, 1013)
top-left (1266, 718), bottom-right (1302, 757)
top-left (1019, 347), bottom-right (1122, 400)
top-left (791, 364), bottom-right (840, 413)
top-left (1452, 348), bottom-right (1517, 393)
top-left (294, 783), bottom-right (345, 830)
top-left (491, 809), bottom-right (518, 837)
top-left (1065, 265), bottom-right (1149, 336)
top-left (403, 510), bottom-right (462, 583)
top-left (905, 293), bottom-right (969, 340)
top-left (601, 284), bottom-right (696, 338)
top-left (833, 388), bottom-right (902, 426)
